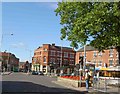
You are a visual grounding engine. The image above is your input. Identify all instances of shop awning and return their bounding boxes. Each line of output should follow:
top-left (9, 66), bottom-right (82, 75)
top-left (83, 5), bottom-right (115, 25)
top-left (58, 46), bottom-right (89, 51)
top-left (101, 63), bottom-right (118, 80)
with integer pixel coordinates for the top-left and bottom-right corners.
top-left (100, 67), bottom-right (109, 71)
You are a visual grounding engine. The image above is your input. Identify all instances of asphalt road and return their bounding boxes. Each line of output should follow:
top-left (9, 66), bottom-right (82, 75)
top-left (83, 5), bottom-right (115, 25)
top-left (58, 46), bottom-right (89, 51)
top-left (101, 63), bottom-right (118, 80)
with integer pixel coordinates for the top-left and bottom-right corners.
top-left (1, 72), bottom-right (87, 94)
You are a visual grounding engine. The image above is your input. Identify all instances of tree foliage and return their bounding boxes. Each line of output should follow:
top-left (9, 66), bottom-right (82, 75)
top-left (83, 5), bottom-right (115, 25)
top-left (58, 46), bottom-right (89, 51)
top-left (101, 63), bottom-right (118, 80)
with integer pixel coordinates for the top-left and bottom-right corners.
top-left (55, 2), bottom-right (120, 51)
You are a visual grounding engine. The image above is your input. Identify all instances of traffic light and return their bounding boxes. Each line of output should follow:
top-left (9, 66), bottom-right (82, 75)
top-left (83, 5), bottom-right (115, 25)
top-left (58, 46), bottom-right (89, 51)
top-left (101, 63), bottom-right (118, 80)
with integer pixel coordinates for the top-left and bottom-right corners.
top-left (79, 56), bottom-right (83, 68)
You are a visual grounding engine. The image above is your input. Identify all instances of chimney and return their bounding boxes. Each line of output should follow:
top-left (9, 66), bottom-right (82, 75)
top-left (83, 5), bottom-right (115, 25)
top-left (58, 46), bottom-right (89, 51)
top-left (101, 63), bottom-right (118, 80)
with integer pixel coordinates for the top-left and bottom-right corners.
top-left (52, 43), bottom-right (55, 46)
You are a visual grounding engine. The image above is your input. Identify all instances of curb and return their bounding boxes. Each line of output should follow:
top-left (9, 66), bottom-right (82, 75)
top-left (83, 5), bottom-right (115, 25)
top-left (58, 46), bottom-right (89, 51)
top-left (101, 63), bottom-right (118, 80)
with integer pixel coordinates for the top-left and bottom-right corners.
top-left (1, 72), bottom-right (12, 75)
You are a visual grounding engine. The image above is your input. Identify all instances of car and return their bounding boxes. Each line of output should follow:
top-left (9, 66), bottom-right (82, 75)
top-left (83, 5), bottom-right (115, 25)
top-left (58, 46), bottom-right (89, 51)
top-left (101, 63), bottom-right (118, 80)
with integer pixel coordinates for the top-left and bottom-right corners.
top-left (31, 71), bottom-right (38, 75)
top-left (38, 71), bottom-right (44, 75)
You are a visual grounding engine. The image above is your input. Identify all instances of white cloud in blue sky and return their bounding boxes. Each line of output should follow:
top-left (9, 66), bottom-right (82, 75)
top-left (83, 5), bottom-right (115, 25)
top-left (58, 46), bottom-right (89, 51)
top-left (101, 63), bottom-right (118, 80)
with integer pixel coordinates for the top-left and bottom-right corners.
top-left (11, 42), bottom-right (27, 48)
top-left (2, 2), bottom-right (72, 62)
top-left (48, 3), bottom-right (58, 9)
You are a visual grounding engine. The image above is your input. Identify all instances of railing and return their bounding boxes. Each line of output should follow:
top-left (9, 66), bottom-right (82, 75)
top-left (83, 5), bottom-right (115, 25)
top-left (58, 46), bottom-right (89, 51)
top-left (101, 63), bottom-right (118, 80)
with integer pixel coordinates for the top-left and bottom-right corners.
top-left (92, 77), bottom-right (120, 93)
top-left (92, 78), bottom-right (107, 92)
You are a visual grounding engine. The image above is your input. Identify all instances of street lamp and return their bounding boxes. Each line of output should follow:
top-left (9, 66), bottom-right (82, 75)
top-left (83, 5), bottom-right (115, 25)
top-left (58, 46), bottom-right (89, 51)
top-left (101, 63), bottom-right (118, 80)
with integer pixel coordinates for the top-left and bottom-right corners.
top-left (60, 43), bottom-right (63, 75)
top-left (0, 33), bottom-right (13, 72)
top-left (25, 48), bottom-right (32, 72)
top-left (0, 33), bottom-right (13, 51)
top-left (83, 44), bottom-right (86, 75)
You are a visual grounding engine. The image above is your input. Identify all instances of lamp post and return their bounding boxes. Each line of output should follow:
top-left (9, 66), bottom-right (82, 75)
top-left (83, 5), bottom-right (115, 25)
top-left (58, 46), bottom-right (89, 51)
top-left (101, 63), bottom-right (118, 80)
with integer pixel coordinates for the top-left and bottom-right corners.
top-left (1, 33), bottom-right (13, 72)
top-left (83, 44), bottom-right (86, 76)
top-left (60, 43), bottom-right (63, 75)
top-left (26, 49), bottom-right (32, 72)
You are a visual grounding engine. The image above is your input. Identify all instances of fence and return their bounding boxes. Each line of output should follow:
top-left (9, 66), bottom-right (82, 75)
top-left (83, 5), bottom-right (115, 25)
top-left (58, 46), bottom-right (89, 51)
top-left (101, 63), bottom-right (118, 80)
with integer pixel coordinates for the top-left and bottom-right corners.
top-left (92, 77), bottom-right (108, 92)
top-left (92, 77), bottom-right (119, 93)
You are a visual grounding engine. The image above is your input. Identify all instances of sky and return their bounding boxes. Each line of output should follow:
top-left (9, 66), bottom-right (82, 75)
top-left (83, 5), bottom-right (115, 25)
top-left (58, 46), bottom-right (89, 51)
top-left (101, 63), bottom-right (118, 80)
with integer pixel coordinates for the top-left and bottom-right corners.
top-left (2, 2), bottom-right (76, 62)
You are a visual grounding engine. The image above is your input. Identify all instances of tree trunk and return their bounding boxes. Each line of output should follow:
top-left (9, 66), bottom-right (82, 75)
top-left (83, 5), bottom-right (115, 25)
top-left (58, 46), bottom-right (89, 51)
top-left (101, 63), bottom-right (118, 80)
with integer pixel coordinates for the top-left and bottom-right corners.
top-left (116, 46), bottom-right (120, 65)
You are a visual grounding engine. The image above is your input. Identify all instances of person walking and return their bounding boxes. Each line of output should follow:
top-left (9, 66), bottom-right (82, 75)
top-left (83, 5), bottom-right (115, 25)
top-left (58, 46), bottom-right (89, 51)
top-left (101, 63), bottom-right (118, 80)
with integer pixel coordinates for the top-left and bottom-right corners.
top-left (85, 69), bottom-right (90, 91)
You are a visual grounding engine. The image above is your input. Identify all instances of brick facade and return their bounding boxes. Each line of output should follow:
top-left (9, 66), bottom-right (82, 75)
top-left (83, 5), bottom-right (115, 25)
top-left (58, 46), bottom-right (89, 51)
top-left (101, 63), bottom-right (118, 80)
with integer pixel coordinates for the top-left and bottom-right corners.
top-left (32, 43), bottom-right (76, 74)
top-left (76, 45), bottom-right (119, 68)
top-left (0, 52), bottom-right (19, 72)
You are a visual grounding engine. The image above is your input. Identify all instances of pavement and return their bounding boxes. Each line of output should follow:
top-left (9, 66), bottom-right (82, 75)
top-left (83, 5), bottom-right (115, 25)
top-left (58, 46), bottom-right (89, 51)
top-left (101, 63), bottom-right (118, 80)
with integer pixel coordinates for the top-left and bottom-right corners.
top-left (0, 72), bottom-right (12, 75)
top-left (52, 78), bottom-right (120, 94)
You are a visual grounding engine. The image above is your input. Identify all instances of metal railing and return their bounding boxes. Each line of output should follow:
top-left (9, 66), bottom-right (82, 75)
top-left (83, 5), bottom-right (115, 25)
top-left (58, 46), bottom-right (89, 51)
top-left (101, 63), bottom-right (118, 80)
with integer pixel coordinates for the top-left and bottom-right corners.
top-left (92, 77), bottom-right (107, 92)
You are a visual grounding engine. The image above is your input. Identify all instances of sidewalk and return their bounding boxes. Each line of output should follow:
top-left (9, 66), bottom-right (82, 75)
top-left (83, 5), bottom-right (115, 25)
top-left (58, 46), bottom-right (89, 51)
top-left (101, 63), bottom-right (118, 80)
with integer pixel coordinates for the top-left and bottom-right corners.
top-left (52, 80), bottom-right (96, 93)
top-left (52, 80), bottom-right (119, 94)
top-left (1, 72), bottom-right (12, 75)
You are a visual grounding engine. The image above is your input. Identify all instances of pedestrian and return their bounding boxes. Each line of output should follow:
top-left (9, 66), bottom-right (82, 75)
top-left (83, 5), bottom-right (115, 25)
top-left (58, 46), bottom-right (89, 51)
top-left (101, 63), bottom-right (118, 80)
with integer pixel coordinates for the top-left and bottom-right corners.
top-left (85, 69), bottom-right (90, 91)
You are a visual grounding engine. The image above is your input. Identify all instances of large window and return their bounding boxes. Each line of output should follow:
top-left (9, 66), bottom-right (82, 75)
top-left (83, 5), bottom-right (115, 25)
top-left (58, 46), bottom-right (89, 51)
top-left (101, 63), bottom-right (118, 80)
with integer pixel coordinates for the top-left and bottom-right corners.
top-left (64, 59), bottom-right (68, 65)
top-left (93, 51), bottom-right (97, 57)
top-left (57, 51), bottom-right (61, 57)
top-left (50, 58), bottom-right (55, 63)
top-left (56, 58), bottom-right (61, 64)
top-left (64, 52), bottom-right (68, 58)
top-left (69, 60), bottom-right (74, 65)
top-left (50, 50), bottom-right (56, 56)
top-left (109, 60), bottom-right (113, 66)
top-left (43, 56), bottom-right (46, 63)
top-left (109, 49), bottom-right (113, 57)
top-left (70, 53), bottom-right (74, 58)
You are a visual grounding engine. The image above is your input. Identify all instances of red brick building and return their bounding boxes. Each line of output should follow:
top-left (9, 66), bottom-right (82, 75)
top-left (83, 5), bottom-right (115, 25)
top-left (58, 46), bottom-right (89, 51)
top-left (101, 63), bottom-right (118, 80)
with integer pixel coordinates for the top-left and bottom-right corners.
top-left (32, 43), bottom-right (76, 74)
top-left (0, 52), bottom-right (19, 72)
top-left (76, 45), bottom-right (119, 68)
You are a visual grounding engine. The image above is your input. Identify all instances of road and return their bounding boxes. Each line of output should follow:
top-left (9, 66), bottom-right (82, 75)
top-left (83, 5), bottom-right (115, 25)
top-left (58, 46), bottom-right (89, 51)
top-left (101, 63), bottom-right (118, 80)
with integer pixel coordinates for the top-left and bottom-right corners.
top-left (1, 72), bottom-right (86, 94)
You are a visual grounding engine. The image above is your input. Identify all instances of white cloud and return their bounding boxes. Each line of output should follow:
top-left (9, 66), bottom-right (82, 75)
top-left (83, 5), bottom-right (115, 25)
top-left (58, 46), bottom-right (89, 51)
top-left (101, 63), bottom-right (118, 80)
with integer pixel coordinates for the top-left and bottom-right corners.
top-left (11, 42), bottom-right (27, 48)
top-left (48, 3), bottom-right (58, 9)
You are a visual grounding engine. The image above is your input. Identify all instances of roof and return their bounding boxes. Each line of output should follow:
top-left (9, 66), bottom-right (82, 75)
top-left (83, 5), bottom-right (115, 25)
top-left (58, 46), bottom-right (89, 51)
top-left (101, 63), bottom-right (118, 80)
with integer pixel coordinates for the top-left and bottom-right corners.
top-left (77, 45), bottom-right (97, 52)
top-left (54, 46), bottom-right (73, 50)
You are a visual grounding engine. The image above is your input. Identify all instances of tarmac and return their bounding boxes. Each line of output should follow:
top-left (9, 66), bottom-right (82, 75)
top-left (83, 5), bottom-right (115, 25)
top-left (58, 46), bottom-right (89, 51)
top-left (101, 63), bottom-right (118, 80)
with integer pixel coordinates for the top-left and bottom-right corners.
top-left (1, 72), bottom-right (119, 94)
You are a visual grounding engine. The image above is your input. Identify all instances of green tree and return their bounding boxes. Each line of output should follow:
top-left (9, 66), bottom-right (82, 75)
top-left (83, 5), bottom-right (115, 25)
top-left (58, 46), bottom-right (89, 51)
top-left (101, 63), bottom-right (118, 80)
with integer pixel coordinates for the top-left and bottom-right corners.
top-left (55, 2), bottom-right (120, 64)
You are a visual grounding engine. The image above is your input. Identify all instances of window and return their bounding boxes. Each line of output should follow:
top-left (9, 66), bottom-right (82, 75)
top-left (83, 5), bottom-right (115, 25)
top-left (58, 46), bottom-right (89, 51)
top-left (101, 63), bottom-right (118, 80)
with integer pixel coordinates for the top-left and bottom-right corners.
top-left (98, 61), bottom-right (102, 66)
top-left (109, 60), bottom-right (113, 66)
top-left (56, 58), bottom-right (61, 64)
top-left (50, 50), bottom-right (56, 56)
top-left (64, 59), bottom-right (68, 65)
top-left (109, 49), bottom-right (113, 57)
top-left (39, 52), bottom-right (41, 55)
top-left (93, 61), bottom-right (96, 64)
top-left (69, 60), bottom-right (74, 65)
top-left (93, 51), bottom-right (97, 57)
top-left (43, 56), bottom-right (46, 62)
top-left (70, 53), bottom-right (74, 58)
top-left (98, 51), bottom-right (102, 56)
top-left (57, 51), bottom-right (60, 57)
top-left (116, 52), bottom-right (118, 57)
top-left (50, 58), bottom-right (55, 63)
top-left (116, 60), bottom-right (119, 65)
top-left (33, 58), bottom-right (37, 62)
top-left (64, 52), bottom-right (68, 57)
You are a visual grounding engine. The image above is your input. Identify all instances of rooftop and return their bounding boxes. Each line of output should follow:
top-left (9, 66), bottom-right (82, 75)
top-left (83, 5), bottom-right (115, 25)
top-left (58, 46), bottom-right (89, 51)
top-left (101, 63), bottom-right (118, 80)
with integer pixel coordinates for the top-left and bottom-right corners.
top-left (77, 45), bottom-right (97, 52)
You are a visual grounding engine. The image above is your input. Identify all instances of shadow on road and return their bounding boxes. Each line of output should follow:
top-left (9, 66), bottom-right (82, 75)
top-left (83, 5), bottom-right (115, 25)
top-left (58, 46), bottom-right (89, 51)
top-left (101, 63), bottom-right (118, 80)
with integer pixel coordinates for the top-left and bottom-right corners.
top-left (1, 81), bottom-right (88, 94)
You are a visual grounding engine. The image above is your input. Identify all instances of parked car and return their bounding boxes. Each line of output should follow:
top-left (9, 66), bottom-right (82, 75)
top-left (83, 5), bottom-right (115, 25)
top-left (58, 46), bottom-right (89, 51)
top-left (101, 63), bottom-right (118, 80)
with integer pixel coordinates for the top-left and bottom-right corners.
top-left (38, 71), bottom-right (44, 76)
top-left (31, 71), bottom-right (38, 75)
